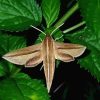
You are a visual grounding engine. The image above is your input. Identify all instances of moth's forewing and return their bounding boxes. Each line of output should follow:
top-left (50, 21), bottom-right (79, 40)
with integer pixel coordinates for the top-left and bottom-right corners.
top-left (55, 42), bottom-right (86, 59)
top-left (2, 44), bottom-right (42, 66)
top-left (42, 35), bottom-right (55, 92)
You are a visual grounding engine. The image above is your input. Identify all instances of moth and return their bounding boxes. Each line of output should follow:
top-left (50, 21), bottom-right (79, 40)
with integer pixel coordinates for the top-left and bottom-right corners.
top-left (2, 26), bottom-right (86, 92)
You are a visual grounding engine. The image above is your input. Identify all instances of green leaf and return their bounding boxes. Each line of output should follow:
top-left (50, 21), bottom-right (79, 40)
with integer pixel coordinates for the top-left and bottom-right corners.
top-left (0, 32), bottom-right (26, 76)
top-left (0, 60), bottom-right (12, 77)
top-left (78, 0), bottom-right (100, 35)
top-left (42, 0), bottom-right (60, 28)
top-left (53, 30), bottom-right (64, 42)
top-left (35, 32), bottom-right (45, 44)
top-left (65, 27), bottom-right (100, 81)
top-left (73, 0), bottom-right (100, 81)
top-left (64, 0), bottom-right (100, 81)
top-left (0, 61), bottom-right (6, 76)
top-left (0, 32), bottom-right (26, 55)
top-left (0, 60), bottom-right (21, 77)
top-left (0, 73), bottom-right (50, 100)
top-left (0, 0), bottom-right (42, 31)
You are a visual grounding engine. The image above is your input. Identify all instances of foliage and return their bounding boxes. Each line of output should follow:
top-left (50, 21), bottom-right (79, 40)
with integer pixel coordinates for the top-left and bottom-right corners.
top-left (0, 73), bottom-right (50, 100)
top-left (0, 0), bottom-right (100, 99)
top-left (65, 27), bottom-right (100, 81)
top-left (0, 0), bottom-right (42, 31)
top-left (41, 0), bottom-right (60, 28)
top-left (79, 0), bottom-right (100, 34)
top-left (0, 32), bottom-right (49, 100)
top-left (0, 32), bottom-right (26, 77)
top-left (65, 0), bottom-right (100, 82)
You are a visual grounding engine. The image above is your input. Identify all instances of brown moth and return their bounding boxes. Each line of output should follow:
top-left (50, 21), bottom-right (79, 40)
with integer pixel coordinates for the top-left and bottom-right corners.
top-left (2, 34), bottom-right (86, 92)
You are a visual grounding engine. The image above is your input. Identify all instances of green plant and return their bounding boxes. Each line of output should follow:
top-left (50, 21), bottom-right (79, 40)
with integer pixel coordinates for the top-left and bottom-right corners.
top-left (0, 0), bottom-right (100, 100)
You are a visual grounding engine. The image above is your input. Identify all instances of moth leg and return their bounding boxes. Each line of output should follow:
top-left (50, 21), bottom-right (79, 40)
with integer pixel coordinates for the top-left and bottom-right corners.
top-left (40, 64), bottom-right (43, 71)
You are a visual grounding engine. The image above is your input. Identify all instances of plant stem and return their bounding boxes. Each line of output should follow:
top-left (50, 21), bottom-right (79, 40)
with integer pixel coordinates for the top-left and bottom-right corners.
top-left (63, 21), bottom-right (86, 33)
top-left (54, 2), bottom-right (79, 28)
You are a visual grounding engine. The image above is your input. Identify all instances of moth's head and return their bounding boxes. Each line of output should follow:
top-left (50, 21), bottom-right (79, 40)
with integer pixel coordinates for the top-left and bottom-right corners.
top-left (31, 23), bottom-right (64, 41)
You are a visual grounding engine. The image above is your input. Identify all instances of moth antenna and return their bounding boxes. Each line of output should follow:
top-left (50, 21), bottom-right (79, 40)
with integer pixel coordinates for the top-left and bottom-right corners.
top-left (40, 65), bottom-right (43, 71)
top-left (31, 25), bottom-right (46, 35)
top-left (50, 23), bottom-right (64, 35)
top-left (53, 82), bottom-right (65, 93)
top-left (55, 35), bottom-right (63, 41)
